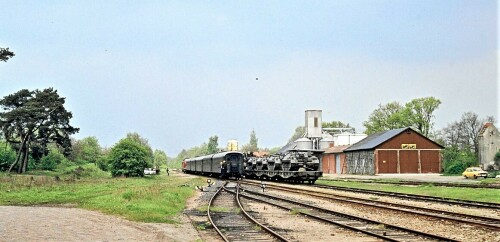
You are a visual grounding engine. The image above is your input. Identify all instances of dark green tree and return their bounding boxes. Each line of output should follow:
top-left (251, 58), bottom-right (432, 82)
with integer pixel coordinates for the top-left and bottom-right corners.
top-left (125, 132), bottom-right (154, 167)
top-left (207, 135), bottom-right (219, 154)
top-left (0, 88), bottom-right (79, 173)
top-left (0, 47), bottom-right (15, 62)
top-left (109, 138), bottom-right (149, 177)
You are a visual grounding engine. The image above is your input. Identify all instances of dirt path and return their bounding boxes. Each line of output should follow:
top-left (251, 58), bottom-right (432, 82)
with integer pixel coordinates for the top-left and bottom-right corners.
top-left (0, 206), bottom-right (200, 242)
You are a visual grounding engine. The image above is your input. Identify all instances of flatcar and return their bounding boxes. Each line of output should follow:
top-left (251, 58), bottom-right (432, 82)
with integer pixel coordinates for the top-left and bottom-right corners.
top-left (244, 149), bottom-right (323, 184)
top-left (182, 151), bottom-right (244, 178)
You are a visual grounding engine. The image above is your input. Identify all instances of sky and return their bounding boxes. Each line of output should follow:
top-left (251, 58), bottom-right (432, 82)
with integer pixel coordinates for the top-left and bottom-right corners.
top-left (0, 1), bottom-right (498, 156)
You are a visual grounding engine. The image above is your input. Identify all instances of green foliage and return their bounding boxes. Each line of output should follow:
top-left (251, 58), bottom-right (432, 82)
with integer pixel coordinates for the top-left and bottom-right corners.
top-left (442, 146), bottom-right (478, 175)
top-left (0, 88), bottom-right (79, 173)
top-left (171, 143), bottom-right (208, 168)
top-left (207, 135), bottom-right (219, 154)
top-left (241, 129), bottom-right (258, 152)
top-left (0, 47), bottom-right (15, 62)
top-left (403, 97), bottom-right (441, 136)
top-left (0, 141), bottom-right (16, 171)
top-left (153, 149), bottom-right (168, 169)
top-left (69, 136), bottom-right (102, 164)
top-left (125, 132), bottom-right (154, 167)
top-left (322, 121), bottom-right (351, 129)
top-left (363, 101), bottom-right (407, 135)
top-left (39, 148), bottom-right (68, 171)
top-left (109, 138), bottom-right (149, 177)
top-left (494, 151), bottom-right (500, 166)
top-left (363, 97), bottom-right (441, 136)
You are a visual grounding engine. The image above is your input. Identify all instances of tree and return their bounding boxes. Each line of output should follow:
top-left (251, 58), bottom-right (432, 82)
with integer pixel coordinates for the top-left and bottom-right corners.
top-left (288, 126), bottom-right (305, 143)
top-left (0, 47), bottom-right (15, 62)
top-left (363, 102), bottom-right (407, 135)
top-left (322, 121), bottom-right (351, 129)
top-left (241, 130), bottom-right (258, 152)
top-left (439, 112), bottom-right (495, 154)
top-left (125, 132), bottom-right (154, 167)
top-left (153, 149), bottom-right (168, 169)
top-left (70, 136), bottom-right (102, 164)
top-left (109, 138), bottom-right (149, 177)
top-left (363, 97), bottom-right (441, 135)
top-left (207, 135), bottom-right (219, 154)
top-left (403, 97), bottom-right (441, 136)
top-left (0, 88), bottom-right (79, 173)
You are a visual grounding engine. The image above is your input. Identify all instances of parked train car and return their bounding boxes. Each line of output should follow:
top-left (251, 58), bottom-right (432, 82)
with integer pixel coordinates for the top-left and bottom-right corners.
top-left (244, 149), bottom-right (323, 184)
top-left (182, 151), bottom-right (244, 178)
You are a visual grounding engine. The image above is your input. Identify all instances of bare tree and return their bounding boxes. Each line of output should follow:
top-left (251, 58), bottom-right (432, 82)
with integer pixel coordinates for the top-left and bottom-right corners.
top-left (439, 112), bottom-right (496, 154)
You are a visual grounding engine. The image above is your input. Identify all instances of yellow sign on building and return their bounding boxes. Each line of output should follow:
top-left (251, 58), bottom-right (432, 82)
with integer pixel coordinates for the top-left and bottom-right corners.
top-left (401, 144), bottom-right (417, 149)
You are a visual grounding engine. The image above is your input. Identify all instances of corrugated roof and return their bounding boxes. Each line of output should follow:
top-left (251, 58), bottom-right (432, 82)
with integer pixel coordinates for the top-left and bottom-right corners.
top-left (344, 127), bottom-right (409, 152)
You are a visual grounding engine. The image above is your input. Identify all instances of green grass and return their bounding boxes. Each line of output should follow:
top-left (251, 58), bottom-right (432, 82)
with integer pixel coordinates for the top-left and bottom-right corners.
top-left (316, 180), bottom-right (500, 204)
top-left (0, 172), bottom-right (205, 223)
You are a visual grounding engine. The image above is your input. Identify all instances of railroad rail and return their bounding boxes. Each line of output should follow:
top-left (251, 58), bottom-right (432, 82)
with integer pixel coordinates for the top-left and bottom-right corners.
top-left (230, 185), bottom-right (457, 241)
top-left (207, 182), bottom-right (290, 242)
top-left (241, 180), bottom-right (500, 230)
top-left (320, 178), bottom-right (500, 189)
top-left (312, 183), bottom-right (500, 210)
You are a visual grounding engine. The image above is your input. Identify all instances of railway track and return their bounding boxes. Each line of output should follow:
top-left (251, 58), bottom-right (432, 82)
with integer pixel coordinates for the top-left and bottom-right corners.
top-left (207, 182), bottom-right (290, 242)
top-left (312, 183), bottom-right (500, 210)
top-left (241, 180), bottom-right (500, 230)
top-left (320, 178), bottom-right (500, 189)
top-left (231, 185), bottom-right (456, 241)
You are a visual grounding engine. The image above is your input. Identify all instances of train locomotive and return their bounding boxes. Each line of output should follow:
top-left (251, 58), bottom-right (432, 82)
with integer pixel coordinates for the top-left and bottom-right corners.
top-left (244, 149), bottom-right (323, 184)
top-left (182, 151), bottom-right (244, 179)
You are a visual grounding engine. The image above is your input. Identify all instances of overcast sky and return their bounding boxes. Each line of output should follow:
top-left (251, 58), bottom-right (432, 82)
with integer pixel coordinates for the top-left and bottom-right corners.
top-left (0, 1), bottom-right (498, 156)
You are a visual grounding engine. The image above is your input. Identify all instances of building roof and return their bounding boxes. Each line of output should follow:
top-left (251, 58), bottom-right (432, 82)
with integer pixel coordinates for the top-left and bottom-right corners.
top-left (344, 128), bottom-right (409, 151)
top-left (479, 122), bottom-right (496, 137)
top-left (324, 145), bottom-right (351, 154)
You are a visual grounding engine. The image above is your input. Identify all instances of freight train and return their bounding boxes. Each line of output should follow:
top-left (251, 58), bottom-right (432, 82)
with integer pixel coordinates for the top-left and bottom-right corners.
top-left (182, 149), bottom-right (323, 183)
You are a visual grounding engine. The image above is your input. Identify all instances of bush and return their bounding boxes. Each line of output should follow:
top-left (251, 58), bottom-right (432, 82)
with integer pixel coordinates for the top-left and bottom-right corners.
top-left (109, 138), bottom-right (149, 177)
top-left (39, 149), bottom-right (68, 171)
top-left (0, 142), bottom-right (16, 171)
top-left (442, 146), bottom-right (478, 175)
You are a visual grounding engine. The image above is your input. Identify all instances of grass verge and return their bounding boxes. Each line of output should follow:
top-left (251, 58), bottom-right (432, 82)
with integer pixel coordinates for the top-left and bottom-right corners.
top-left (316, 180), bottom-right (500, 204)
top-left (0, 172), bottom-right (204, 223)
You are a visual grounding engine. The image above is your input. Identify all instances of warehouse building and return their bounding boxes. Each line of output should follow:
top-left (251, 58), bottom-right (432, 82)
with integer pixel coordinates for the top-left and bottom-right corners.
top-left (322, 145), bottom-right (350, 174)
top-left (343, 127), bottom-right (443, 175)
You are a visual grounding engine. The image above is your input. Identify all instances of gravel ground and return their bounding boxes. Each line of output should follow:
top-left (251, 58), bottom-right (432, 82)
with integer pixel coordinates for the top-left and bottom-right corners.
top-left (0, 206), bottom-right (200, 242)
top-left (322, 173), bottom-right (494, 183)
top-left (245, 182), bottom-right (500, 242)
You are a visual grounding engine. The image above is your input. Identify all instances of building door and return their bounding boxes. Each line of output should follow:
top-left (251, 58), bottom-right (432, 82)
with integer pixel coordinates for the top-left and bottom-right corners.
top-left (336, 155), bottom-right (341, 174)
top-left (378, 150), bottom-right (398, 173)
